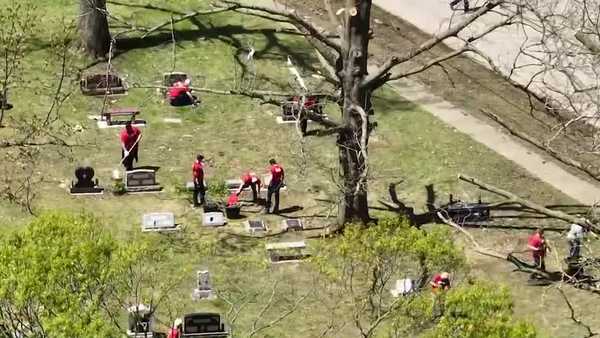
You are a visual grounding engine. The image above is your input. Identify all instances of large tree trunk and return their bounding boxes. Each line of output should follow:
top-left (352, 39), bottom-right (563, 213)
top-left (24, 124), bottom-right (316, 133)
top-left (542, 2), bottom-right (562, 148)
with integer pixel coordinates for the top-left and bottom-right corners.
top-left (336, 0), bottom-right (373, 225)
top-left (79, 0), bottom-right (111, 58)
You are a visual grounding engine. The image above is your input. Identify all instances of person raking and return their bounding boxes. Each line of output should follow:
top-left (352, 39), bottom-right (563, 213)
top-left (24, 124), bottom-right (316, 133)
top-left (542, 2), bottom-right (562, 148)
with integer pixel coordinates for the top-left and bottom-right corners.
top-left (528, 228), bottom-right (549, 271)
top-left (120, 121), bottom-right (142, 171)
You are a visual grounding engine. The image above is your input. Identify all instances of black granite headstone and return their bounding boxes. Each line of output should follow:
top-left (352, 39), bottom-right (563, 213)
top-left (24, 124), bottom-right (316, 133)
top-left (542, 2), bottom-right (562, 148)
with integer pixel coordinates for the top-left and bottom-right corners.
top-left (70, 166), bottom-right (104, 194)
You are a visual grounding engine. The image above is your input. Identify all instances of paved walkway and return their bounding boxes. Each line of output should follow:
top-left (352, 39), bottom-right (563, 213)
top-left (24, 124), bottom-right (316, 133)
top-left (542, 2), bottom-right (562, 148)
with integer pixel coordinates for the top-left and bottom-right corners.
top-left (388, 78), bottom-right (600, 205)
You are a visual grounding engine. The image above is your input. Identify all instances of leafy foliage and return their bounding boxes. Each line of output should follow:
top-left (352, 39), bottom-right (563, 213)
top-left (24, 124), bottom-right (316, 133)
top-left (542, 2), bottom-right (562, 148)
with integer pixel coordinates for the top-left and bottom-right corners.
top-left (427, 282), bottom-right (537, 338)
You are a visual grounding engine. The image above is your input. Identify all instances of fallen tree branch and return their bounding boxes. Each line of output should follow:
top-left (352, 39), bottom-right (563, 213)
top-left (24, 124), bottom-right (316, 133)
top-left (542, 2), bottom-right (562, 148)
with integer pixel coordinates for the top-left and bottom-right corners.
top-left (458, 174), bottom-right (593, 231)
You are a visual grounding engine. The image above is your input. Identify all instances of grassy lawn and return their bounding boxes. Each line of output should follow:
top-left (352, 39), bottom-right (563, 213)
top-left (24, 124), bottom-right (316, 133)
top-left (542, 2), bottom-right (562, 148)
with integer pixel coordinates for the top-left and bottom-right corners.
top-left (0, 0), bottom-right (596, 337)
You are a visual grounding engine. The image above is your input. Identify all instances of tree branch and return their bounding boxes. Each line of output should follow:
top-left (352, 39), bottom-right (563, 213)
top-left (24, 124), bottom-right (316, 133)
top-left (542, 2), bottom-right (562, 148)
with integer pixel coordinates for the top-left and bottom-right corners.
top-left (362, 0), bottom-right (502, 88)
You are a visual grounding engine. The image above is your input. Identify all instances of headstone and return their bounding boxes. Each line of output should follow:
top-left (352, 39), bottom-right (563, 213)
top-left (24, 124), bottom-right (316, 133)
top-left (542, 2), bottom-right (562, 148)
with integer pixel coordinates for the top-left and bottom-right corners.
top-left (265, 241), bottom-right (309, 263)
top-left (192, 270), bottom-right (215, 300)
top-left (125, 169), bottom-right (162, 193)
top-left (226, 179), bottom-right (242, 192)
top-left (203, 212), bottom-right (226, 226)
top-left (142, 212), bottom-right (179, 232)
top-left (80, 73), bottom-right (127, 96)
top-left (163, 72), bottom-right (188, 88)
top-left (181, 313), bottom-right (229, 337)
top-left (245, 220), bottom-right (267, 234)
top-left (70, 166), bottom-right (104, 195)
top-left (282, 219), bottom-right (303, 231)
top-left (127, 304), bottom-right (154, 338)
top-left (390, 279), bottom-right (414, 298)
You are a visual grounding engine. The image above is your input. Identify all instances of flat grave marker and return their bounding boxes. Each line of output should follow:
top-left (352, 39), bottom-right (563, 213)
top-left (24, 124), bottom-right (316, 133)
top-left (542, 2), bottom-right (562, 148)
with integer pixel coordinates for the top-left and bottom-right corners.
top-left (142, 212), bottom-right (179, 232)
top-left (203, 212), bottom-right (226, 227)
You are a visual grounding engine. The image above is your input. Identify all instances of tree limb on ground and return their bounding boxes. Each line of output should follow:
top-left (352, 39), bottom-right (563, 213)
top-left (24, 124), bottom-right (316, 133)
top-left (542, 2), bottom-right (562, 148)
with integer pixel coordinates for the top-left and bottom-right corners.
top-left (458, 174), bottom-right (594, 231)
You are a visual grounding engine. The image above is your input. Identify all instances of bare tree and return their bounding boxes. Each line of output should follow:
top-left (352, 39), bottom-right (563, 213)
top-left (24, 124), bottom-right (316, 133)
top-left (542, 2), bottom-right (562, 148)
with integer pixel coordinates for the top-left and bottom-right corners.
top-left (79, 0), bottom-right (111, 58)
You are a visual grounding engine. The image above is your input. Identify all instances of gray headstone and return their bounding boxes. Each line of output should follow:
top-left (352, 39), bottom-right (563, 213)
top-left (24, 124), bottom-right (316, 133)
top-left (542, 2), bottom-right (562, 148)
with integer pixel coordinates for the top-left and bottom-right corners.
top-left (203, 212), bottom-right (226, 226)
top-left (192, 270), bottom-right (215, 300)
top-left (282, 219), bottom-right (303, 231)
top-left (246, 220), bottom-right (266, 234)
top-left (127, 170), bottom-right (156, 187)
top-left (142, 212), bottom-right (177, 232)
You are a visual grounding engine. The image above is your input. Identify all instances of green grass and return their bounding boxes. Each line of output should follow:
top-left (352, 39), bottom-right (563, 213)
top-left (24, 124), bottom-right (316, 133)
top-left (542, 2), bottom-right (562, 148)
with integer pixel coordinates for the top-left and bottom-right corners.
top-left (0, 0), bottom-right (592, 337)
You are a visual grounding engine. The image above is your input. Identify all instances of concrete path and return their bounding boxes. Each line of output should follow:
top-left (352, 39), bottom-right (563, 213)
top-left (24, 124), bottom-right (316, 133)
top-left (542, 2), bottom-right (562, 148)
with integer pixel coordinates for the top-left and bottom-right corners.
top-left (389, 78), bottom-right (600, 205)
top-left (372, 0), bottom-right (593, 116)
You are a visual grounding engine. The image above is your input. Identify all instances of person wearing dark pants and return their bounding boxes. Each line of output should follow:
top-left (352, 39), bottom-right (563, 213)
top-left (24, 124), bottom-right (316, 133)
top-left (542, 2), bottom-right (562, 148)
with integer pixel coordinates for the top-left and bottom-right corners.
top-left (192, 154), bottom-right (206, 207)
top-left (449, 0), bottom-right (469, 12)
top-left (120, 121), bottom-right (142, 171)
top-left (237, 171), bottom-right (261, 202)
top-left (265, 159), bottom-right (284, 214)
top-left (528, 228), bottom-right (548, 271)
top-left (567, 223), bottom-right (585, 258)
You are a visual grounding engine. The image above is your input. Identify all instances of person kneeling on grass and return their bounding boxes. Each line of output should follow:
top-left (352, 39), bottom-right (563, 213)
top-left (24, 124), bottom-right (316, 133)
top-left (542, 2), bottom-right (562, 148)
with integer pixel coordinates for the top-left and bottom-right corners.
top-left (168, 79), bottom-right (199, 107)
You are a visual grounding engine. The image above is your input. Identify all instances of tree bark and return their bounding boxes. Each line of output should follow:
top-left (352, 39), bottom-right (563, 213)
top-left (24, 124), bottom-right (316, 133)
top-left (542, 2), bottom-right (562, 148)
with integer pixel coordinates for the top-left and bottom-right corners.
top-left (79, 0), bottom-right (111, 58)
top-left (336, 0), bottom-right (373, 225)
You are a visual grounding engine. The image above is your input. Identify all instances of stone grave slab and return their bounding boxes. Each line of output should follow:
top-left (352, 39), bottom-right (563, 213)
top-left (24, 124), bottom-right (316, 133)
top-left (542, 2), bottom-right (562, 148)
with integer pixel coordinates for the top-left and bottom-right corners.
top-left (203, 212), bottom-right (226, 227)
top-left (125, 169), bottom-right (162, 193)
top-left (142, 212), bottom-right (179, 232)
top-left (127, 304), bottom-right (154, 338)
top-left (192, 270), bottom-right (215, 300)
top-left (390, 278), bottom-right (414, 298)
top-left (181, 313), bottom-right (229, 337)
top-left (281, 219), bottom-right (303, 232)
top-left (80, 73), bottom-right (127, 96)
top-left (245, 219), bottom-right (267, 234)
top-left (97, 107), bottom-right (146, 129)
top-left (226, 179), bottom-right (243, 192)
top-left (70, 166), bottom-right (104, 195)
top-left (265, 241), bottom-right (310, 264)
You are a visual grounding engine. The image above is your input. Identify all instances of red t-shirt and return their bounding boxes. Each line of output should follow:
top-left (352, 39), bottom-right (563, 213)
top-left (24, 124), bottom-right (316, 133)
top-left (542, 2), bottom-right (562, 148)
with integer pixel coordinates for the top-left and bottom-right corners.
top-left (432, 274), bottom-right (450, 289)
top-left (270, 164), bottom-right (284, 183)
top-left (192, 160), bottom-right (204, 180)
top-left (169, 82), bottom-right (189, 99)
top-left (528, 233), bottom-right (545, 256)
top-left (120, 127), bottom-right (141, 150)
top-left (241, 172), bottom-right (260, 185)
top-left (227, 193), bottom-right (239, 206)
top-left (167, 327), bottom-right (180, 338)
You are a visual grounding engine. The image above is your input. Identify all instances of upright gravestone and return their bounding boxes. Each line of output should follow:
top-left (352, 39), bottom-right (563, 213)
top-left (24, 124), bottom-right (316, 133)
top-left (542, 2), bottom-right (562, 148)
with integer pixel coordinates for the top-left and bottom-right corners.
top-left (182, 313), bottom-right (229, 337)
top-left (125, 169), bottom-right (162, 193)
top-left (70, 166), bottom-right (104, 195)
top-left (142, 212), bottom-right (179, 232)
top-left (192, 270), bottom-right (215, 300)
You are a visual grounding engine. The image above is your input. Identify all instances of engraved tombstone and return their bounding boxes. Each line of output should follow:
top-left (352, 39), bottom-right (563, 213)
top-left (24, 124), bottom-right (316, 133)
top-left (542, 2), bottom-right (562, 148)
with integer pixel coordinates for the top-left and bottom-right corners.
top-left (192, 270), bottom-right (215, 300)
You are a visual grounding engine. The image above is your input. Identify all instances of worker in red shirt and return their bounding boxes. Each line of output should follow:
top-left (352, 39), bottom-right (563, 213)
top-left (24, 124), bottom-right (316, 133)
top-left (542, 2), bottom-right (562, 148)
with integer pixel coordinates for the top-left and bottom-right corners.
top-left (167, 318), bottom-right (182, 338)
top-left (192, 154), bottom-right (205, 207)
top-left (120, 121), bottom-right (142, 171)
top-left (236, 171), bottom-right (261, 202)
top-left (168, 79), bottom-right (199, 107)
top-left (430, 272), bottom-right (451, 291)
top-left (528, 228), bottom-right (549, 271)
top-left (265, 159), bottom-right (284, 214)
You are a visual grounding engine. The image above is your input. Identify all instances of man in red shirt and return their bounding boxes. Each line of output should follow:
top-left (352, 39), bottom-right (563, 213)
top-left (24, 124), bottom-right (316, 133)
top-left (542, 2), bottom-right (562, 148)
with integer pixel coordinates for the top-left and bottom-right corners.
top-left (528, 228), bottom-right (548, 271)
top-left (167, 318), bottom-right (182, 338)
top-left (192, 154), bottom-right (205, 207)
top-left (236, 171), bottom-right (261, 202)
top-left (168, 79), bottom-right (198, 107)
top-left (266, 159), bottom-right (284, 214)
top-left (120, 121), bottom-right (142, 171)
top-left (430, 272), bottom-right (451, 291)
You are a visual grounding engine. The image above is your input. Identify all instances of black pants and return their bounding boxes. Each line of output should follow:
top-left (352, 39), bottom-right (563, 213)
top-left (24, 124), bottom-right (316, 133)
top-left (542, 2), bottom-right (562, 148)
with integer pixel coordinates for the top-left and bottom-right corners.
top-left (121, 146), bottom-right (138, 171)
top-left (170, 94), bottom-right (198, 107)
top-left (450, 0), bottom-right (469, 11)
top-left (266, 181), bottom-right (282, 213)
top-left (193, 181), bottom-right (206, 206)
top-left (240, 182), bottom-right (259, 201)
top-left (569, 239), bottom-right (581, 258)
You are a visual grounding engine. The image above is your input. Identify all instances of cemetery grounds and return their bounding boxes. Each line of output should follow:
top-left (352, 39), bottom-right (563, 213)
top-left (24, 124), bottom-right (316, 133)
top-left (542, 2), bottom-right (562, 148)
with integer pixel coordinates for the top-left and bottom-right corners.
top-left (0, 0), bottom-right (598, 336)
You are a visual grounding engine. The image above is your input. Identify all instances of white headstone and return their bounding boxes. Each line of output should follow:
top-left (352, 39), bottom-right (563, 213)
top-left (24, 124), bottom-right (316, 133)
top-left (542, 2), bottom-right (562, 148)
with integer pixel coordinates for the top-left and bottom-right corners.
top-left (390, 278), bottom-right (414, 298)
top-left (142, 212), bottom-right (178, 232)
top-left (203, 212), bottom-right (226, 226)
